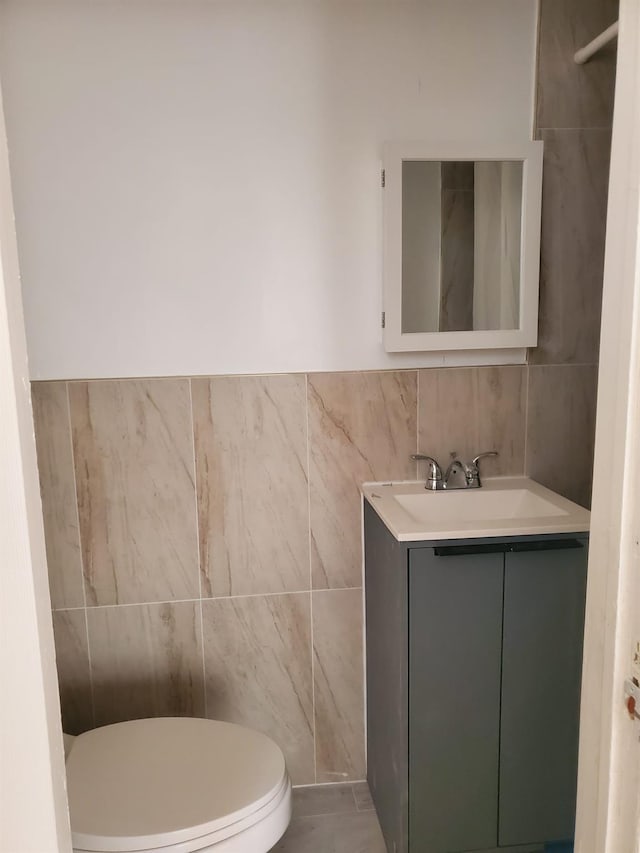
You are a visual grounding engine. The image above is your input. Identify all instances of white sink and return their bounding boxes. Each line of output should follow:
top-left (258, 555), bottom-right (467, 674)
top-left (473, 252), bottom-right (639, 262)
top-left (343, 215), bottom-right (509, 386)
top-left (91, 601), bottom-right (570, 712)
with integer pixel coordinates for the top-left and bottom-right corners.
top-left (394, 488), bottom-right (567, 525)
top-left (361, 477), bottom-right (590, 541)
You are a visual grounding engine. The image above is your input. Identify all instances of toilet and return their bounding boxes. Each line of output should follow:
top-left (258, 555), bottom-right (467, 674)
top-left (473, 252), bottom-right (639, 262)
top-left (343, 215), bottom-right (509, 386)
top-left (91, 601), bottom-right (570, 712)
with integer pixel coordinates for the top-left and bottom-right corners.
top-left (64, 717), bottom-right (292, 853)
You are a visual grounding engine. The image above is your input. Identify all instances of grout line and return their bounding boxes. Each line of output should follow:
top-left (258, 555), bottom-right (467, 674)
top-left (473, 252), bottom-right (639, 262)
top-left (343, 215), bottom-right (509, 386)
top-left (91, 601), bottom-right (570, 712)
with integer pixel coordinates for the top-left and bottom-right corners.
top-left (304, 373), bottom-right (313, 592)
top-left (309, 587), bottom-right (362, 595)
top-left (53, 588), bottom-right (355, 612)
top-left (415, 369), bottom-right (420, 473)
top-left (75, 597), bottom-right (202, 610)
top-left (523, 364), bottom-right (530, 476)
top-left (188, 378), bottom-right (208, 718)
top-left (292, 809), bottom-right (361, 822)
top-left (82, 608), bottom-right (96, 729)
top-left (350, 783), bottom-right (360, 813)
top-left (531, 0), bottom-right (541, 141)
top-left (292, 780), bottom-right (367, 790)
top-left (64, 381), bottom-right (96, 728)
top-left (47, 367), bottom-right (426, 386)
top-left (82, 605), bottom-right (95, 729)
top-left (528, 362), bottom-right (599, 369)
top-left (305, 373), bottom-right (318, 784)
top-left (536, 126), bottom-right (613, 132)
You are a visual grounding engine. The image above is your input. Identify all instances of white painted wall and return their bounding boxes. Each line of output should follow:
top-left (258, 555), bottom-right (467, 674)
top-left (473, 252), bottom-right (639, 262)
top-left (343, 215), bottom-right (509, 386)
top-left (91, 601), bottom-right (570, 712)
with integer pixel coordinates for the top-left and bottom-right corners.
top-left (0, 0), bottom-right (537, 380)
top-left (0, 82), bottom-right (71, 851)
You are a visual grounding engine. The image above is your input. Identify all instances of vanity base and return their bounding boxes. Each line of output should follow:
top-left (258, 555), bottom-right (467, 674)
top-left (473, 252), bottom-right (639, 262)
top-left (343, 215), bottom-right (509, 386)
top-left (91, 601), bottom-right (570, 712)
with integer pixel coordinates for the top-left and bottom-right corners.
top-left (364, 501), bottom-right (587, 853)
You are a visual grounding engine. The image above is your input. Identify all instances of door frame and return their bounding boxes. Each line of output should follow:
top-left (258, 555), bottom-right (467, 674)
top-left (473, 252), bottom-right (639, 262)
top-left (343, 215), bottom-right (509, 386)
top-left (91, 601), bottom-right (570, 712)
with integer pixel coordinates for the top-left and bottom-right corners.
top-left (0, 82), bottom-right (72, 850)
top-left (0, 4), bottom-right (639, 852)
top-left (575, 2), bottom-right (640, 850)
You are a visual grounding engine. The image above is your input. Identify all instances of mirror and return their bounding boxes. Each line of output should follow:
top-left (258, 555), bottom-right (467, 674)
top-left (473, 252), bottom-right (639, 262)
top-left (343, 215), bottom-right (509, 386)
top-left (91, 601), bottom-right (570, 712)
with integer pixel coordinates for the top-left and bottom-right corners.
top-left (402, 160), bottom-right (523, 334)
top-left (383, 142), bottom-right (543, 353)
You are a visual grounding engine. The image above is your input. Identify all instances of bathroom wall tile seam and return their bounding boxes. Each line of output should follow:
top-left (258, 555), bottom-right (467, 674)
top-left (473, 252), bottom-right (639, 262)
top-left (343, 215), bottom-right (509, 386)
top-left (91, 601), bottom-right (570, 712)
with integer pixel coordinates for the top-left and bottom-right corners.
top-left (44, 364), bottom-right (592, 384)
top-left (527, 362), bottom-right (599, 367)
top-left (537, 126), bottom-right (612, 131)
top-left (29, 361), bottom-right (602, 386)
top-left (304, 373), bottom-right (318, 784)
top-left (523, 364), bottom-right (530, 473)
top-left (64, 379), bottom-right (96, 730)
top-left (54, 368), bottom-right (423, 386)
top-left (415, 369), bottom-right (421, 466)
top-left (49, 588), bottom-right (366, 612)
top-left (187, 378), bottom-right (208, 720)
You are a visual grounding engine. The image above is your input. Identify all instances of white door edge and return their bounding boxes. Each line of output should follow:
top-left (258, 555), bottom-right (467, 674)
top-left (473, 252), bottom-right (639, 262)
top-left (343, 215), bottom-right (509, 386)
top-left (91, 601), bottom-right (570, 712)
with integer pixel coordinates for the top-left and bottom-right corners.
top-left (575, 2), bottom-right (640, 851)
top-left (0, 79), bottom-right (72, 851)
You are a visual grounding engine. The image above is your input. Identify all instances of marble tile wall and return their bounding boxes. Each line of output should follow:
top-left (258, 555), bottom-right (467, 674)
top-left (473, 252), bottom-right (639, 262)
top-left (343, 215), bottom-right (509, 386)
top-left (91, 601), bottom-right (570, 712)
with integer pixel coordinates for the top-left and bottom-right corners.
top-left (418, 366), bottom-right (527, 478)
top-left (33, 366), bottom-right (529, 785)
top-left (526, 366), bottom-right (599, 508)
top-left (308, 371), bottom-right (416, 590)
top-left (526, 0), bottom-right (617, 508)
top-left (70, 379), bottom-right (200, 606)
top-left (192, 375), bottom-right (309, 597)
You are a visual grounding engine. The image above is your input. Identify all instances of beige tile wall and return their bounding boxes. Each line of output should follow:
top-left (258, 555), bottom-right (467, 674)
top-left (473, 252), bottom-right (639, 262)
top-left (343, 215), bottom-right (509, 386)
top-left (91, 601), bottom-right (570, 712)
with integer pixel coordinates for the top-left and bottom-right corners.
top-left (308, 371), bottom-right (417, 590)
top-left (192, 375), bottom-right (309, 597)
top-left (525, 0), bottom-right (617, 508)
top-left (70, 379), bottom-right (200, 606)
top-left (34, 366), bottom-right (530, 785)
top-left (526, 365), bottom-right (599, 507)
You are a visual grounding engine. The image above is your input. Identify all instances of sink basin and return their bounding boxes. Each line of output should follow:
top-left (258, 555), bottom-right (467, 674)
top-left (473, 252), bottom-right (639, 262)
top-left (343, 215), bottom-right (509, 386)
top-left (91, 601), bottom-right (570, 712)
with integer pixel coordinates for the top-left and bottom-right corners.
top-left (361, 477), bottom-right (590, 541)
top-left (394, 488), bottom-right (567, 525)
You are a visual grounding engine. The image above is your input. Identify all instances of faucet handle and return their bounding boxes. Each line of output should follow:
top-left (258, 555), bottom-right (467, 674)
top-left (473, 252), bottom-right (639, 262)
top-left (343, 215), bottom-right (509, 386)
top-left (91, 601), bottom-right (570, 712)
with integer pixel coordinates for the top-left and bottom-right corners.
top-left (472, 451), bottom-right (498, 466)
top-left (412, 454), bottom-right (440, 462)
top-left (411, 453), bottom-right (442, 474)
top-left (411, 454), bottom-right (443, 491)
top-left (469, 451), bottom-right (498, 487)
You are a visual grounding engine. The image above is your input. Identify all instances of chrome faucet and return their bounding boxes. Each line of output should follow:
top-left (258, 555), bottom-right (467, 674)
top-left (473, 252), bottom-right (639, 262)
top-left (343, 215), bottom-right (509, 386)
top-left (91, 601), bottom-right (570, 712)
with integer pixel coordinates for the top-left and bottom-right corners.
top-left (411, 454), bottom-right (443, 491)
top-left (412, 451), bottom-right (498, 490)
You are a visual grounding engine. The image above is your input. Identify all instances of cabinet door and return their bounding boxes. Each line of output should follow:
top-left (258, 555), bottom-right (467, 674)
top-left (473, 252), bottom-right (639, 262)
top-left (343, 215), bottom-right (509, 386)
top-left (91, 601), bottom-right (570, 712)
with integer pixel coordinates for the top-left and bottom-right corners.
top-left (499, 541), bottom-right (588, 846)
top-left (409, 547), bottom-right (504, 853)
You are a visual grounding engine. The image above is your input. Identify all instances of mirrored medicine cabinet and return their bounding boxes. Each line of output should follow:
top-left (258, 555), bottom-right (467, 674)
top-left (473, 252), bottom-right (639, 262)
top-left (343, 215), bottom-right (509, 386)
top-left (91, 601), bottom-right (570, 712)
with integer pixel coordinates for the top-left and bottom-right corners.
top-left (382, 141), bottom-right (543, 353)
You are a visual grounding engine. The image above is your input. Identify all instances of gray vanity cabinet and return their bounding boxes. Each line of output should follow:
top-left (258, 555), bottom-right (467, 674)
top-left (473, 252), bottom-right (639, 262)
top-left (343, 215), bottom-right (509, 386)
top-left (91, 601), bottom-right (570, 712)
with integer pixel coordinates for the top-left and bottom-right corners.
top-left (409, 548), bottom-right (504, 853)
top-left (499, 546), bottom-right (588, 847)
top-left (364, 501), bottom-right (588, 853)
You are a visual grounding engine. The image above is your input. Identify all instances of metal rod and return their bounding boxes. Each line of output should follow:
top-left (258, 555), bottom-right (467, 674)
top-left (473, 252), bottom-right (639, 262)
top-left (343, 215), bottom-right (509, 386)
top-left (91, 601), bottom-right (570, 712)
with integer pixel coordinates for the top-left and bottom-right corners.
top-left (574, 21), bottom-right (619, 65)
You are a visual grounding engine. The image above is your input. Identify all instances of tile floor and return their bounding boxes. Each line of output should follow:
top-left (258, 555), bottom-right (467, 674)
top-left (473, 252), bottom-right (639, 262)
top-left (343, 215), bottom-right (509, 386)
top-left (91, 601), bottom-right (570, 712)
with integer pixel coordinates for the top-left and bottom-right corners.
top-left (271, 782), bottom-right (386, 852)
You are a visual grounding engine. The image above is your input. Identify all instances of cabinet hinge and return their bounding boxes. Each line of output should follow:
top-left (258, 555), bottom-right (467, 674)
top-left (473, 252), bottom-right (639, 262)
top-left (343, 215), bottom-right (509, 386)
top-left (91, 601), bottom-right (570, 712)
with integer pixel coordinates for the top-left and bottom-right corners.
top-left (381, 168), bottom-right (386, 188)
top-left (381, 311), bottom-right (386, 329)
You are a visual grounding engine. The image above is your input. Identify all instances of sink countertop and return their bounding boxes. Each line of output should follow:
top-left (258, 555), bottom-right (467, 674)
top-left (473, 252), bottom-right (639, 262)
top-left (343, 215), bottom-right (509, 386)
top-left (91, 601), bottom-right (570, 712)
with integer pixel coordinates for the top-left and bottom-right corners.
top-left (361, 477), bottom-right (590, 542)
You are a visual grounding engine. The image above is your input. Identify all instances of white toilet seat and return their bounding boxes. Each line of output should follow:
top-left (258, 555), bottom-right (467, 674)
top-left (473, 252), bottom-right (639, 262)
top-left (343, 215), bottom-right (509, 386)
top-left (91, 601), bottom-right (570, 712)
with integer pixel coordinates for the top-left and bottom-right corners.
top-left (71, 774), bottom-right (291, 853)
top-left (65, 717), bottom-right (292, 853)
